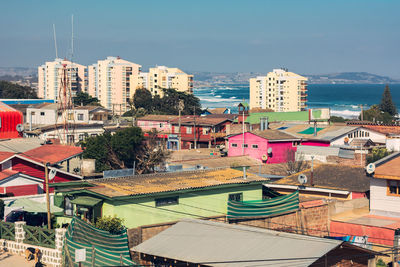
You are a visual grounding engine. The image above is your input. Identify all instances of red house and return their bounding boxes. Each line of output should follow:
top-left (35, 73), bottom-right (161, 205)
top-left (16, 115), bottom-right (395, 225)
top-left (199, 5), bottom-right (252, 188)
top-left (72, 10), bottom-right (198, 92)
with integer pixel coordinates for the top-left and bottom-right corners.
top-left (0, 151), bottom-right (82, 197)
top-left (170, 116), bottom-right (233, 149)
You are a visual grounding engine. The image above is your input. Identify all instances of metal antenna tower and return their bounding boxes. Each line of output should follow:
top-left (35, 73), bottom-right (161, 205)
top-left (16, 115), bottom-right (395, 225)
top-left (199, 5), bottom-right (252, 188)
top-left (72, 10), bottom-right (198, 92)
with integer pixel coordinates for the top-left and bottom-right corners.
top-left (53, 24), bottom-right (58, 58)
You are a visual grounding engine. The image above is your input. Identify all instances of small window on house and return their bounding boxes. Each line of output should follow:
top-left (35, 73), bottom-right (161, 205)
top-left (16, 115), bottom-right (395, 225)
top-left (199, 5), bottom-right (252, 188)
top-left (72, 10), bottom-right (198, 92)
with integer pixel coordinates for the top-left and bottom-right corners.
top-left (174, 126), bottom-right (179, 133)
top-left (388, 180), bottom-right (400, 196)
top-left (77, 114), bottom-right (84, 121)
top-left (252, 144), bottom-right (258, 149)
top-left (155, 196), bottom-right (179, 207)
top-left (68, 113), bottom-right (74, 120)
top-left (78, 134), bottom-right (85, 141)
top-left (64, 196), bottom-right (74, 216)
top-left (40, 112), bottom-right (45, 116)
top-left (366, 132), bottom-right (369, 137)
top-left (159, 123), bottom-right (163, 128)
top-left (228, 193), bottom-right (243, 202)
top-left (242, 144), bottom-right (248, 148)
top-left (186, 126), bottom-right (192, 134)
top-left (91, 133), bottom-right (97, 137)
top-left (231, 143), bottom-right (238, 147)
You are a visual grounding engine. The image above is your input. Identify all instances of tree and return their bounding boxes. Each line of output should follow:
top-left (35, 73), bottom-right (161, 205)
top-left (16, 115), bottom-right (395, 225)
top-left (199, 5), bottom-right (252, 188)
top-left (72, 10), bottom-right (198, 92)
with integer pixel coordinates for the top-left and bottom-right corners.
top-left (379, 85), bottom-right (397, 116)
top-left (284, 149), bottom-right (309, 175)
top-left (330, 116), bottom-right (348, 123)
top-left (360, 105), bottom-right (393, 124)
top-left (135, 129), bottom-right (171, 174)
top-left (133, 88), bottom-right (153, 112)
top-left (366, 148), bottom-right (391, 164)
top-left (95, 216), bottom-right (125, 234)
top-left (0, 80), bottom-right (37, 99)
top-left (73, 92), bottom-right (101, 106)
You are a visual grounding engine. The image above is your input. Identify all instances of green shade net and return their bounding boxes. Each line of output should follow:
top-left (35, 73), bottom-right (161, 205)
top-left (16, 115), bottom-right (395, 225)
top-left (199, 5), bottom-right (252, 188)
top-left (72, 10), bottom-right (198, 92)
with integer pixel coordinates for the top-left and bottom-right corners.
top-left (297, 127), bottom-right (324, 134)
top-left (227, 191), bottom-right (299, 219)
top-left (64, 217), bottom-right (138, 266)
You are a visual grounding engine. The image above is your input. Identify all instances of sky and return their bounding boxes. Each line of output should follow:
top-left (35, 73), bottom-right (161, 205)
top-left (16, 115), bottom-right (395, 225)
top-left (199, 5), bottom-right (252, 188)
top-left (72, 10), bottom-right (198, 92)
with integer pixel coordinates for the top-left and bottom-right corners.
top-left (0, 0), bottom-right (399, 77)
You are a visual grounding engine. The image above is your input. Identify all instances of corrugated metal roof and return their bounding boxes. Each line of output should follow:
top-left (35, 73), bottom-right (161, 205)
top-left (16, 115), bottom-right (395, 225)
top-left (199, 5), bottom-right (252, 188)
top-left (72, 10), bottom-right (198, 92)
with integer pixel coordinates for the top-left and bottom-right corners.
top-left (318, 126), bottom-right (359, 141)
top-left (133, 219), bottom-right (341, 266)
top-left (296, 145), bottom-right (355, 159)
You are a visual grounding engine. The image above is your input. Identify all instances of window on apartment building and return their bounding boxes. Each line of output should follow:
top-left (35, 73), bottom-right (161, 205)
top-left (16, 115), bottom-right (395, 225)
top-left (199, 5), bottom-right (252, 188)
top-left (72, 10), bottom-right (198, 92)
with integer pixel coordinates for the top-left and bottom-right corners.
top-left (67, 135), bottom-right (75, 144)
top-left (231, 143), bottom-right (238, 147)
top-left (242, 144), bottom-right (248, 148)
top-left (40, 112), bottom-right (45, 116)
top-left (159, 123), bottom-right (163, 128)
top-left (186, 126), bottom-right (192, 134)
top-left (252, 144), bottom-right (258, 149)
top-left (228, 193), bottom-right (243, 202)
top-left (77, 114), bottom-right (84, 121)
top-left (155, 196), bottom-right (179, 207)
top-left (64, 196), bottom-right (74, 216)
top-left (203, 127), bottom-right (210, 135)
top-left (78, 134), bottom-right (85, 141)
top-left (387, 180), bottom-right (400, 196)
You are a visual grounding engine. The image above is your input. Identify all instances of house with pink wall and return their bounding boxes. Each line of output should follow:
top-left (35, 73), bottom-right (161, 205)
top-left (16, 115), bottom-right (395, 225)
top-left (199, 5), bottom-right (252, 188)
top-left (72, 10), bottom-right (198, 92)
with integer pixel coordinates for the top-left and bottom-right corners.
top-left (228, 130), bottom-right (329, 163)
top-left (137, 115), bottom-right (179, 133)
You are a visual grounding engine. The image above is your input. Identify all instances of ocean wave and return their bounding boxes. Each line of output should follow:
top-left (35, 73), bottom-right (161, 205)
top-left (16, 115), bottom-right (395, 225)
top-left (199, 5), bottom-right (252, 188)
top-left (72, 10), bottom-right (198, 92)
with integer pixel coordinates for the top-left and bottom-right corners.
top-left (330, 109), bottom-right (361, 118)
top-left (215, 95), bottom-right (222, 98)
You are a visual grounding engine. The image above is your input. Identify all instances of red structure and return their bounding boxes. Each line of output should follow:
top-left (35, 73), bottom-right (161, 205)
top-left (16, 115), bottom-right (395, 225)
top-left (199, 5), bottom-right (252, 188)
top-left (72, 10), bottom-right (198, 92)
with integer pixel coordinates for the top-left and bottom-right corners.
top-left (0, 102), bottom-right (23, 139)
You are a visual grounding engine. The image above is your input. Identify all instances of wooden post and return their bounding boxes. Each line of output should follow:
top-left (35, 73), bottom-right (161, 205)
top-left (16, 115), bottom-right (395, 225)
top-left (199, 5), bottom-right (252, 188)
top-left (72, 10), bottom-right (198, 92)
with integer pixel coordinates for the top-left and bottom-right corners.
top-left (45, 163), bottom-right (51, 229)
top-left (92, 246), bottom-right (95, 267)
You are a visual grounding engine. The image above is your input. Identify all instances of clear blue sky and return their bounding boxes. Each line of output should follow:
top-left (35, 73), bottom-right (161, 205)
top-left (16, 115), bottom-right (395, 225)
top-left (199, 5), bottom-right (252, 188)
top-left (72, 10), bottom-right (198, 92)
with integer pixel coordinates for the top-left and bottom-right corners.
top-left (1, 0), bottom-right (399, 77)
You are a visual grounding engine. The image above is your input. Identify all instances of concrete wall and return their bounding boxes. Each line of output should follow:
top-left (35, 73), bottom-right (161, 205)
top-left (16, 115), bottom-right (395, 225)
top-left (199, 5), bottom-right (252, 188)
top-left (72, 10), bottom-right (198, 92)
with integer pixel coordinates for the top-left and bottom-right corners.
top-left (102, 184), bottom-right (263, 228)
top-left (370, 177), bottom-right (400, 217)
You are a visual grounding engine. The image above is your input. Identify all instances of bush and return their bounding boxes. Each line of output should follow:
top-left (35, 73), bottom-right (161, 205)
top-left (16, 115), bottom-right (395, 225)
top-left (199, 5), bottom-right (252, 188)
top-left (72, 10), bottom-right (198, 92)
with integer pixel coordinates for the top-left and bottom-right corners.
top-left (95, 216), bottom-right (125, 234)
top-left (366, 148), bottom-right (391, 164)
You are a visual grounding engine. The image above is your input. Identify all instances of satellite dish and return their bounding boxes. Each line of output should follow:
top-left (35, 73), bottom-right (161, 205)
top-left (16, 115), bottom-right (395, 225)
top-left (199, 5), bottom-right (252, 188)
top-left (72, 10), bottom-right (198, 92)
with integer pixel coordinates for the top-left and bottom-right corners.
top-left (366, 163), bottom-right (375, 174)
top-left (16, 124), bottom-right (24, 132)
top-left (298, 174), bottom-right (308, 185)
top-left (261, 154), bottom-right (268, 162)
top-left (49, 168), bottom-right (57, 180)
top-left (267, 147), bottom-right (272, 154)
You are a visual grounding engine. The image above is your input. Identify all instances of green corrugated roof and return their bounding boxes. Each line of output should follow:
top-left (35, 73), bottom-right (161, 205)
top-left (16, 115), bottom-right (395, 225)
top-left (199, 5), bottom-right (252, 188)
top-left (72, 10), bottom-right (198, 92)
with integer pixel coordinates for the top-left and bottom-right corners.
top-left (234, 110), bottom-right (327, 124)
top-left (239, 102), bottom-right (249, 108)
top-left (71, 196), bottom-right (102, 206)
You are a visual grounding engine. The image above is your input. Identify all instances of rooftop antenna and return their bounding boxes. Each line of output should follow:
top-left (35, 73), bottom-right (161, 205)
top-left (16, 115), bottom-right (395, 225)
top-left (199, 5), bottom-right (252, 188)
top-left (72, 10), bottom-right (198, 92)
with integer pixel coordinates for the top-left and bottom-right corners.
top-left (53, 24), bottom-right (58, 59)
top-left (71, 14), bottom-right (74, 60)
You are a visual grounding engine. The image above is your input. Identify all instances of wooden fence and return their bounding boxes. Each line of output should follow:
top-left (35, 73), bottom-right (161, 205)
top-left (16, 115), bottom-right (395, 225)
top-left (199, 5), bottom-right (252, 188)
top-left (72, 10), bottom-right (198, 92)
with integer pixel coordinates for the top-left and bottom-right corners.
top-left (0, 221), bottom-right (15, 241)
top-left (23, 225), bottom-right (55, 248)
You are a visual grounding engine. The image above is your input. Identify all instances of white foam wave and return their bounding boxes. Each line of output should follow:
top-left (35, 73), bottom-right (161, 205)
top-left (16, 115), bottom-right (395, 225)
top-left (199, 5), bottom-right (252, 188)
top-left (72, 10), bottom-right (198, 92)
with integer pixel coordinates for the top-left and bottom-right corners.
top-left (215, 95), bottom-right (222, 98)
top-left (330, 109), bottom-right (361, 118)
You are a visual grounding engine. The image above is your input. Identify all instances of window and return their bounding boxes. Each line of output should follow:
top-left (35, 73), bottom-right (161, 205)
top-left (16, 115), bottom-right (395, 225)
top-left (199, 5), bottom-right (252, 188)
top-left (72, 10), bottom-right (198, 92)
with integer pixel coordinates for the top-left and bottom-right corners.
top-left (186, 126), bottom-right (192, 134)
top-left (159, 123), bottom-right (163, 128)
top-left (77, 113), bottom-right (84, 121)
top-left (174, 126), bottom-right (179, 133)
top-left (229, 193), bottom-right (243, 202)
top-left (79, 134), bottom-right (85, 141)
top-left (68, 113), bottom-right (74, 120)
top-left (202, 127), bottom-right (210, 135)
top-left (67, 135), bottom-right (75, 144)
top-left (64, 196), bottom-right (73, 216)
top-left (231, 143), bottom-right (238, 147)
top-left (387, 180), bottom-right (400, 196)
top-left (91, 133), bottom-right (97, 137)
top-left (252, 144), bottom-right (258, 149)
top-left (40, 112), bottom-right (45, 116)
top-left (242, 144), bottom-right (248, 148)
top-left (155, 196), bottom-right (179, 207)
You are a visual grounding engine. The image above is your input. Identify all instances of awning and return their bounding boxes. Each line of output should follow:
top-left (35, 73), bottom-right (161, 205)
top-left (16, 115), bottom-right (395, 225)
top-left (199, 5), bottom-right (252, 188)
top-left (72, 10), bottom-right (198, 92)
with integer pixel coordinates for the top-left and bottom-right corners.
top-left (5, 198), bottom-right (63, 213)
top-left (71, 196), bottom-right (102, 207)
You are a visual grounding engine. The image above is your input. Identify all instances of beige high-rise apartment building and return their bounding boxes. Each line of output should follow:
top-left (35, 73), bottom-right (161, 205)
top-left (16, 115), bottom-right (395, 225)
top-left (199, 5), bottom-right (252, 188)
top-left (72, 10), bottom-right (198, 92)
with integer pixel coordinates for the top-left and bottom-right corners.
top-left (87, 57), bottom-right (141, 113)
top-left (249, 69), bottom-right (307, 112)
top-left (130, 66), bottom-right (193, 98)
top-left (38, 58), bottom-right (86, 102)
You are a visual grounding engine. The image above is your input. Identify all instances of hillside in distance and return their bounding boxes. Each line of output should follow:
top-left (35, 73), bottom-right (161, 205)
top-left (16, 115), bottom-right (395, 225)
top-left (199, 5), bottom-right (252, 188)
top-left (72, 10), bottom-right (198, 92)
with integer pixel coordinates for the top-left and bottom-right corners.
top-left (191, 71), bottom-right (399, 86)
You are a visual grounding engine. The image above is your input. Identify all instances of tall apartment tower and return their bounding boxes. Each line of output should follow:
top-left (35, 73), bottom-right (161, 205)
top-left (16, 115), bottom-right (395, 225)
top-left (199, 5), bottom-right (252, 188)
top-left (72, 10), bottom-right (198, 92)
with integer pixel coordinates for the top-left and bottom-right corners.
top-left (249, 69), bottom-right (308, 112)
top-left (87, 57), bottom-right (141, 113)
top-left (130, 66), bottom-right (193, 98)
top-left (38, 58), bottom-right (87, 101)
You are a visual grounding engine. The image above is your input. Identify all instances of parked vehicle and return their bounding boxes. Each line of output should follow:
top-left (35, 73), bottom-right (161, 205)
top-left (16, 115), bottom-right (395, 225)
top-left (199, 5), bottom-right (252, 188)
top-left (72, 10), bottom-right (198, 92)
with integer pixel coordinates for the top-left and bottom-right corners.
top-left (5, 210), bottom-right (47, 226)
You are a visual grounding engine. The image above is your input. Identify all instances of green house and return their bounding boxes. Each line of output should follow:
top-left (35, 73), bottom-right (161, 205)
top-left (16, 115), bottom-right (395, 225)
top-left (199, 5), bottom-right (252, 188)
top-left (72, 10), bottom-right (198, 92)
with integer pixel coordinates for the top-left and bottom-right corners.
top-left (52, 168), bottom-right (268, 228)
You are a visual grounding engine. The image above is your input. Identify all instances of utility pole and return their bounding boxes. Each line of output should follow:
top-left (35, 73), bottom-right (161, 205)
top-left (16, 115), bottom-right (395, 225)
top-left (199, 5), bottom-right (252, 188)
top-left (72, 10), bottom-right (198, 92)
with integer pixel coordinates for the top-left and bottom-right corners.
top-left (45, 163), bottom-right (51, 230)
top-left (310, 156), bottom-right (314, 187)
top-left (178, 100), bottom-right (184, 151)
top-left (360, 143), bottom-right (363, 167)
top-left (242, 107), bottom-right (245, 155)
top-left (193, 106), bottom-right (197, 149)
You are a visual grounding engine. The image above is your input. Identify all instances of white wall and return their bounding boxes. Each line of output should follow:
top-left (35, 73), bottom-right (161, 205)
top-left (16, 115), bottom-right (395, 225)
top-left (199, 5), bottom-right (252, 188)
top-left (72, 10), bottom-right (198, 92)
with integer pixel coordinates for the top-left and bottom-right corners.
top-left (386, 138), bottom-right (400, 152)
top-left (370, 177), bottom-right (400, 217)
top-left (331, 127), bottom-right (386, 146)
top-left (26, 108), bottom-right (90, 125)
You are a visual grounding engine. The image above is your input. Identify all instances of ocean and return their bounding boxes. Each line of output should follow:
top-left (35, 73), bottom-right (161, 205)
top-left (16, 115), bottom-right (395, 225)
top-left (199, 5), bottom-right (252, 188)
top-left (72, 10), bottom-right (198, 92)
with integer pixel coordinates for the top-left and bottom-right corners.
top-left (194, 84), bottom-right (400, 118)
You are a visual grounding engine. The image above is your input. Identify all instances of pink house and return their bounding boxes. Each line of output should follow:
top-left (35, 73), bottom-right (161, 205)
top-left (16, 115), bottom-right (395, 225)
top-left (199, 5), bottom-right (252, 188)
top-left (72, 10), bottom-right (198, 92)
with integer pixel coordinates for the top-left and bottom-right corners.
top-left (228, 130), bottom-right (329, 163)
top-left (136, 115), bottom-right (179, 133)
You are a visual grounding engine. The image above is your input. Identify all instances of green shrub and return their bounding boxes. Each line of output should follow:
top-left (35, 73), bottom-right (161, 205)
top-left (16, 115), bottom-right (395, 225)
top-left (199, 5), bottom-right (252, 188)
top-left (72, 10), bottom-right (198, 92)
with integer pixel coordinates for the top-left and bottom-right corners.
top-left (95, 216), bottom-right (125, 234)
top-left (366, 148), bottom-right (391, 164)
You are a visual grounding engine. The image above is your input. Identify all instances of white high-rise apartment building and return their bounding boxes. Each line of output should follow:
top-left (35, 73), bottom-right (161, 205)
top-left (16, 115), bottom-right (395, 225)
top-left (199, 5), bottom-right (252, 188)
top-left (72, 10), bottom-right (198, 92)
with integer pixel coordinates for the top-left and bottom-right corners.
top-left (38, 58), bottom-right (87, 101)
top-left (130, 66), bottom-right (193, 98)
top-left (87, 57), bottom-right (141, 113)
top-left (249, 69), bottom-right (308, 112)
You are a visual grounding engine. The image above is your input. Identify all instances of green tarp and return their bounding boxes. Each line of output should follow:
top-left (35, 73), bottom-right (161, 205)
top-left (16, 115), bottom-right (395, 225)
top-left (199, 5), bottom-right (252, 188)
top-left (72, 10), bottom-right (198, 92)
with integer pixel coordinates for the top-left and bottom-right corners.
top-left (227, 191), bottom-right (299, 219)
top-left (297, 127), bottom-right (324, 134)
top-left (64, 217), bottom-right (137, 266)
top-left (5, 198), bottom-right (63, 213)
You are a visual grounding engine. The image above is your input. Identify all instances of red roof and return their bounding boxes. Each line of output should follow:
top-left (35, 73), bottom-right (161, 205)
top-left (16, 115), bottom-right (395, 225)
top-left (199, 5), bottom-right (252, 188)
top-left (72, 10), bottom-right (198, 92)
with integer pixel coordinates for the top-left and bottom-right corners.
top-left (23, 145), bottom-right (83, 164)
top-left (0, 152), bottom-right (14, 162)
top-left (0, 169), bottom-right (18, 180)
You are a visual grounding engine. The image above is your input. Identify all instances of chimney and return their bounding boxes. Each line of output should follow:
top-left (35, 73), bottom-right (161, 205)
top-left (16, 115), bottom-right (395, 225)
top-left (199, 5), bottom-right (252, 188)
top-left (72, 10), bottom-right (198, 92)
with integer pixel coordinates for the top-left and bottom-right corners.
top-left (313, 122), bottom-right (317, 137)
top-left (243, 166), bottom-right (247, 180)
